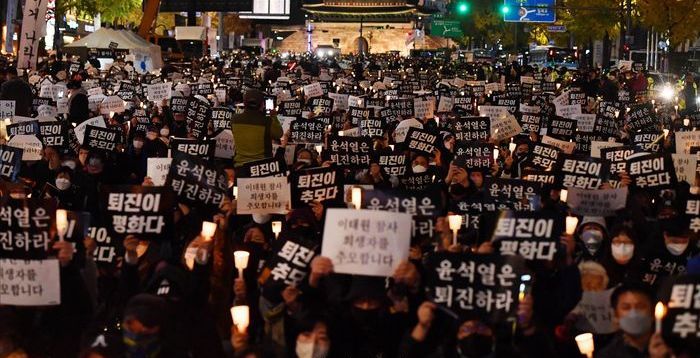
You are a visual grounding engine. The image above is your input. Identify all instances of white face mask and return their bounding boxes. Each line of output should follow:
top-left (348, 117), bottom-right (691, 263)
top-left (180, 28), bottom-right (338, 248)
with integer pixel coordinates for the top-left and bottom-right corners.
top-left (133, 140), bottom-right (144, 149)
top-left (412, 164), bottom-right (427, 173)
top-left (55, 178), bottom-right (71, 191)
top-left (611, 243), bottom-right (634, 262)
top-left (62, 161), bottom-right (77, 170)
top-left (666, 242), bottom-right (688, 256)
top-left (295, 341), bottom-right (315, 358)
top-left (160, 128), bottom-right (170, 137)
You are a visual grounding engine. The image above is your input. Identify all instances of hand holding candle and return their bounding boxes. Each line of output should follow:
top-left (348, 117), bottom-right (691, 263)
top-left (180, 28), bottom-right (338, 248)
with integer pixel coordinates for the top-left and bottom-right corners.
top-left (655, 302), bottom-right (666, 333)
top-left (231, 305), bottom-right (250, 333)
top-left (56, 209), bottom-right (68, 241)
top-left (234, 251), bottom-right (250, 278)
top-left (575, 333), bottom-right (594, 358)
top-left (201, 221), bottom-right (217, 241)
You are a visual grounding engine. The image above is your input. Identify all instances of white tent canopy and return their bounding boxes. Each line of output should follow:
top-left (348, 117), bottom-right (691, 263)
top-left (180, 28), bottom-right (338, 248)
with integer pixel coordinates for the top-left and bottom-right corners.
top-left (66, 28), bottom-right (164, 73)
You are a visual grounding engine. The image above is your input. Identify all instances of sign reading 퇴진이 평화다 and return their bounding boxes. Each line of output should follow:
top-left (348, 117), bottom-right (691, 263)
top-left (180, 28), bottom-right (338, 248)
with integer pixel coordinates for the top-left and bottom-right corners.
top-left (554, 154), bottom-right (609, 190)
top-left (0, 259), bottom-right (60, 306)
top-left (321, 209), bottom-right (412, 277)
top-left (0, 145), bottom-right (23, 181)
top-left (236, 176), bottom-right (290, 215)
top-left (100, 185), bottom-right (174, 241)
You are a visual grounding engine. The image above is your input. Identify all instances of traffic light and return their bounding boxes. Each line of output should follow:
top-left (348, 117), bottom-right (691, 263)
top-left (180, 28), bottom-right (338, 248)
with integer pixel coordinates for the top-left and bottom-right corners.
top-left (456, 1), bottom-right (470, 15)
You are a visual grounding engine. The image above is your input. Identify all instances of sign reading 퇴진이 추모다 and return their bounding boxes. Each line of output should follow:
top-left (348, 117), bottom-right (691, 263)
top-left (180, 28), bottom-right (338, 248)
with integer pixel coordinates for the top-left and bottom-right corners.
top-left (321, 209), bottom-right (411, 277)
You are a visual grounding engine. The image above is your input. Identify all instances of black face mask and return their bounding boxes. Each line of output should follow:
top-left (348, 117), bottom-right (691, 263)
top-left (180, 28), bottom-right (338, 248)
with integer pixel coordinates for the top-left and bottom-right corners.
top-left (450, 183), bottom-right (468, 197)
top-left (458, 335), bottom-right (493, 358)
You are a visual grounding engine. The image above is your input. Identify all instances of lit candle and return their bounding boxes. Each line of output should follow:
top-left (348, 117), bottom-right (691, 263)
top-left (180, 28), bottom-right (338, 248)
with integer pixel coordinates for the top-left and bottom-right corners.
top-left (663, 129), bottom-right (669, 138)
top-left (684, 118), bottom-right (690, 127)
top-left (56, 209), bottom-right (68, 241)
top-left (448, 214), bottom-right (462, 246)
top-left (575, 333), bottom-right (594, 358)
top-left (509, 142), bottom-right (517, 153)
top-left (560, 189), bottom-right (568, 203)
top-left (565, 216), bottom-right (578, 235)
top-left (272, 221), bottom-right (282, 239)
top-left (389, 144), bottom-right (395, 151)
top-left (230, 305), bottom-right (250, 333)
top-left (201, 221), bottom-right (217, 241)
top-left (655, 302), bottom-right (666, 333)
top-left (234, 251), bottom-right (250, 278)
top-left (351, 187), bottom-right (362, 210)
top-left (233, 186), bottom-right (238, 198)
top-left (315, 144), bottom-right (323, 155)
top-left (338, 130), bottom-right (344, 137)
top-left (493, 148), bottom-right (499, 161)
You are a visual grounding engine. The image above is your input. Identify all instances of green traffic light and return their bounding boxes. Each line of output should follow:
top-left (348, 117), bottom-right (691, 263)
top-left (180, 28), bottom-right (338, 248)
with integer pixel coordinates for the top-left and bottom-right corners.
top-left (457, 2), bottom-right (469, 14)
top-left (501, 5), bottom-right (510, 14)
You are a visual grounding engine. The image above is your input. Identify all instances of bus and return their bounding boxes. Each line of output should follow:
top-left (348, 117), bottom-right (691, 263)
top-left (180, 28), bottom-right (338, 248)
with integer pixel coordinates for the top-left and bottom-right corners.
top-left (527, 46), bottom-right (579, 70)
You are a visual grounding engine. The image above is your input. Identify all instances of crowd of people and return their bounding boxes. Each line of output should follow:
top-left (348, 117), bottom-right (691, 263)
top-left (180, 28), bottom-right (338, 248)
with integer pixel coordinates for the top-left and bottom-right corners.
top-left (0, 50), bottom-right (699, 358)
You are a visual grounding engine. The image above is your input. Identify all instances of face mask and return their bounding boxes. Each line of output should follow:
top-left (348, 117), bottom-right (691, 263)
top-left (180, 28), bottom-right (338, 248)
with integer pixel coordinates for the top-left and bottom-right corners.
top-left (133, 140), bottom-right (144, 149)
top-left (581, 230), bottom-right (604, 255)
top-left (611, 243), bottom-right (634, 263)
top-left (55, 178), bottom-right (71, 191)
top-left (458, 335), bottom-right (493, 358)
top-left (412, 164), bottom-right (427, 174)
top-left (62, 161), bottom-right (77, 170)
top-left (619, 309), bottom-right (652, 337)
top-left (160, 128), bottom-right (170, 137)
top-left (666, 242), bottom-right (688, 256)
top-left (295, 341), bottom-right (315, 358)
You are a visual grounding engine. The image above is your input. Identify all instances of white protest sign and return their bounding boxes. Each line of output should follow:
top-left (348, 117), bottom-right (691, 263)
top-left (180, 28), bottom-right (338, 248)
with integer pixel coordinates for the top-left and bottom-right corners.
top-left (675, 131), bottom-right (700, 154)
top-left (39, 83), bottom-right (58, 100)
top-left (567, 187), bottom-right (628, 217)
top-left (617, 60), bottom-right (633, 72)
top-left (321, 209), bottom-right (411, 277)
top-left (303, 82), bottom-right (324, 98)
top-left (100, 96), bottom-right (126, 114)
top-left (0, 100), bottom-right (16, 119)
top-left (672, 154), bottom-right (697, 184)
top-left (57, 98), bottom-right (69, 114)
top-left (37, 105), bottom-right (57, 118)
top-left (17, 0), bottom-right (48, 70)
top-left (542, 135), bottom-right (575, 154)
top-left (490, 113), bottom-right (522, 142)
top-left (147, 83), bottom-right (172, 102)
top-left (452, 77), bottom-right (467, 88)
top-left (392, 118), bottom-right (423, 143)
top-left (556, 104), bottom-right (582, 119)
top-left (174, 83), bottom-right (191, 97)
top-left (553, 90), bottom-right (571, 107)
top-left (214, 129), bottom-right (235, 159)
top-left (75, 116), bottom-right (107, 144)
top-left (237, 176), bottom-right (290, 215)
top-left (574, 114), bottom-right (596, 132)
top-left (519, 104), bottom-right (541, 114)
top-left (328, 93), bottom-right (349, 112)
top-left (87, 87), bottom-right (103, 97)
top-left (146, 157), bottom-right (172, 186)
top-left (0, 259), bottom-right (60, 306)
top-left (485, 82), bottom-right (500, 93)
top-left (478, 105), bottom-right (510, 120)
top-left (437, 96), bottom-right (454, 113)
top-left (10, 116), bottom-right (35, 124)
top-left (87, 94), bottom-right (106, 112)
top-left (590, 141), bottom-right (622, 158)
top-left (348, 95), bottom-right (363, 108)
top-left (573, 288), bottom-right (615, 334)
top-left (340, 127), bottom-right (360, 137)
top-left (413, 97), bottom-right (435, 120)
top-left (8, 135), bottom-right (43, 161)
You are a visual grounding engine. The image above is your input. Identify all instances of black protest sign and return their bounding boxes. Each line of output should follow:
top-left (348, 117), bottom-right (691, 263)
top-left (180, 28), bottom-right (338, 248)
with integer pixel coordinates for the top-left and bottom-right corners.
top-left (485, 178), bottom-right (540, 211)
top-left (593, 115), bottom-right (619, 137)
top-left (454, 142), bottom-right (493, 170)
top-left (542, 81), bottom-right (557, 93)
top-left (425, 252), bottom-right (524, 323)
top-left (601, 145), bottom-right (637, 174)
top-left (88, 225), bottom-right (122, 267)
top-left (7, 120), bottom-right (39, 138)
top-left (598, 102), bottom-right (620, 120)
top-left (522, 169), bottom-right (557, 186)
top-left (405, 128), bottom-right (438, 155)
top-left (453, 96), bottom-right (476, 113)
top-left (569, 90), bottom-right (587, 106)
top-left (237, 157), bottom-right (287, 178)
top-left (290, 119), bottom-right (325, 144)
top-left (280, 100), bottom-right (303, 117)
top-left (639, 252), bottom-right (688, 287)
top-left (400, 172), bottom-right (437, 191)
top-left (688, 112), bottom-right (700, 128)
top-left (632, 131), bottom-right (663, 152)
top-left (491, 211), bottom-right (563, 261)
top-left (660, 276), bottom-right (700, 349)
top-left (627, 103), bottom-right (657, 132)
top-left (0, 200), bottom-right (55, 259)
top-left (132, 109), bottom-right (151, 133)
top-left (186, 97), bottom-right (211, 139)
top-left (32, 97), bottom-right (52, 112)
top-left (327, 136), bottom-right (372, 168)
top-left (361, 188), bottom-right (442, 216)
top-left (0, 146), bottom-right (22, 182)
top-left (496, 98), bottom-right (518, 114)
top-left (452, 116), bottom-right (489, 142)
top-left (547, 117), bottom-right (577, 140)
top-left (309, 97), bottom-right (334, 114)
top-left (506, 83), bottom-right (521, 98)
top-left (348, 107), bottom-right (369, 126)
top-left (412, 216), bottom-right (436, 245)
top-left (195, 82), bottom-right (214, 96)
top-left (378, 107), bottom-right (398, 124)
top-left (555, 154), bottom-right (609, 189)
top-left (618, 90), bottom-right (631, 103)
top-left (360, 116), bottom-right (386, 138)
top-left (38, 122), bottom-right (67, 148)
top-left (167, 153), bottom-right (228, 211)
top-left (626, 153), bottom-right (677, 190)
top-left (260, 235), bottom-right (318, 301)
top-left (519, 112), bottom-right (542, 136)
top-left (211, 107), bottom-right (234, 131)
top-left (169, 96), bottom-right (188, 114)
top-left (291, 166), bottom-right (341, 207)
top-left (84, 125), bottom-right (121, 152)
top-left (388, 99), bottom-right (414, 118)
top-left (170, 137), bottom-right (216, 160)
top-left (529, 143), bottom-right (561, 170)
top-left (377, 152), bottom-right (408, 177)
top-left (101, 185), bottom-right (174, 241)
top-left (573, 131), bottom-right (607, 155)
top-left (116, 82), bottom-right (137, 101)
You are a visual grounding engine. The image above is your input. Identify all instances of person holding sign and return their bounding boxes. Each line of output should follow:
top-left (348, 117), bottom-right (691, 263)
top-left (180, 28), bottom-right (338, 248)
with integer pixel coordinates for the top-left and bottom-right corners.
top-left (231, 89), bottom-right (283, 167)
